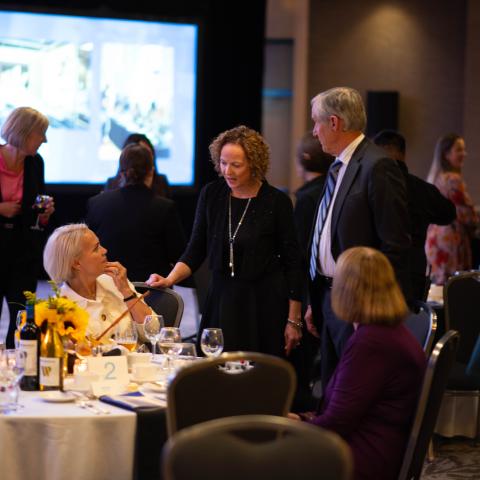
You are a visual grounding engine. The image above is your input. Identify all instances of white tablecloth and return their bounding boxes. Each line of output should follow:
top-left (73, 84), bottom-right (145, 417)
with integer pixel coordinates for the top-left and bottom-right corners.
top-left (0, 391), bottom-right (136, 480)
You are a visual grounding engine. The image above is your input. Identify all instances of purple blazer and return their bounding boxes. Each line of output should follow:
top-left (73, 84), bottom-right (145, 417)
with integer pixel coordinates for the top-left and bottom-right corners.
top-left (308, 323), bottom-right (426, 480)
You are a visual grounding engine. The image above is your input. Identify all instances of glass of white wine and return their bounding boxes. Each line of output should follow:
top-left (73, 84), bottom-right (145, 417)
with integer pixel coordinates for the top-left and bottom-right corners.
top-left (115, 320), bottom-right (138, 352)
top-left (158, 327), bottom-right (182, 371)
top-left (200, 328), bottom-right (224, 358)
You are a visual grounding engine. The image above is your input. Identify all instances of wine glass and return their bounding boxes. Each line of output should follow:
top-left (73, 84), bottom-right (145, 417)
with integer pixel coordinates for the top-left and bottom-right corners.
top-left (158, 327), bottom-right (182, 371)
top-left (114, 320), bottom-right (138, 352)
top-left (200, 328), bottom-right (224, 358)
top-left (144, 315), bottom-right (165, 357)
top-left (4, 349), bottom-right (25, 411)
top-left (31, 194), bottom-right (52, 231)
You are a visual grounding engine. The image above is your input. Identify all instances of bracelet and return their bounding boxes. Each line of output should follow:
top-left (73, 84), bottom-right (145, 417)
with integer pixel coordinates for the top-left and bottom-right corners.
top-left (287, 318), bottom-right (303, 329)
top-left (123, 293), bottom-right (138, 302)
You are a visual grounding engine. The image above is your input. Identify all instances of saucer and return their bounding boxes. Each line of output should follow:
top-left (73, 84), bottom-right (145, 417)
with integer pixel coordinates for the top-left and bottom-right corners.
top-left (39, 391), bottom-right (77, 403)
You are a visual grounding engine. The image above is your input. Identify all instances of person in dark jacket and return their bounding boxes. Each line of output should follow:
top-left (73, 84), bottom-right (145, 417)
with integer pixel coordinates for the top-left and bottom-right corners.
top-left (291, 246), bottom-right (426, 480)
top-left (0, 106), bottom-right (54, 347)
top-left (147, 125), bottom-right (303, 357)
top-left (104, 133), bottom-right (170, 198)
top-left (373, 130), bottom-right (456, 301)
top-left (87, 144), bottom-right (185, 282)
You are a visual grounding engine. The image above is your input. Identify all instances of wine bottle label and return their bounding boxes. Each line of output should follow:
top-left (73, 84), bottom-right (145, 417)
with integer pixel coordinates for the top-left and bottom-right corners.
top-left (19, 340), bottom-right (38, 376)
top-left (40, 357), bottom-right (62, 387)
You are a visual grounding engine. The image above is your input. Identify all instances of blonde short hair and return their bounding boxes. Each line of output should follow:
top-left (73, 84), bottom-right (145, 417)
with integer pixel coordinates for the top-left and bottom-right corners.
top-left (209, 125), bottom-right (270, 179)
top-left (331, 247), bottom-right (407, 326)
top-left (43, 224), bottom-right (89, 284)
top-left (1, 107), bottom-right (49, 149)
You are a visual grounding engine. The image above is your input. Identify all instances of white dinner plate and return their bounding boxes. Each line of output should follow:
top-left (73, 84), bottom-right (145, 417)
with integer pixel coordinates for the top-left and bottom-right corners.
top-left (39, 391), bottom-right (77, 403)
top-left (141, 381), bottom-right (167, 393)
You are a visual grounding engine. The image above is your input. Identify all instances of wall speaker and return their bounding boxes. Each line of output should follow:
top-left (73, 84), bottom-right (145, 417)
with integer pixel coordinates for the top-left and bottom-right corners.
top-left (366, 91), bottom-right (399, 138)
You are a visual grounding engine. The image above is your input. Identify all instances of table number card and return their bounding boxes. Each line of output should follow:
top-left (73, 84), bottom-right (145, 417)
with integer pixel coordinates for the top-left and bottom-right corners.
top-left (87, 356), bottom-right (129, 396)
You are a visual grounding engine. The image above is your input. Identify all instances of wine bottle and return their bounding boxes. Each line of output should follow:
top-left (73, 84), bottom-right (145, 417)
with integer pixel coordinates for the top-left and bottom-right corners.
top-left (39, 313), bottom-right (64, 391)
top-left (19, 303), bottom-right (41, 391)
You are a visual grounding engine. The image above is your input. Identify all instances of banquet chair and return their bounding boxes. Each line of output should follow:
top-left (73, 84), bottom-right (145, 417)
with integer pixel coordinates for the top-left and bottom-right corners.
top-left (162, 415), bottom-right (352, 480)
top-left (166, 351), bottom-right (296, 436)
top-left (404, 301), bottom-right (438, 355)
top-left (132, 282), bottom-right (184, 328)
top-left (398, 330), bottom-right (460, 480)
top-left (434, 271), bottom-right (480, 439)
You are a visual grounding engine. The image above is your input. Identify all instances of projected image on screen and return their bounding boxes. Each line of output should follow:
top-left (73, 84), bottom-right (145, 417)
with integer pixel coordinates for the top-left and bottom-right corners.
top-left (0, 11), bottom-right (197, 185)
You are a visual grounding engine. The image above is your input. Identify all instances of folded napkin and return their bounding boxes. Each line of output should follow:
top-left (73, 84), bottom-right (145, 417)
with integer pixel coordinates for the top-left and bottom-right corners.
top-left (100, 391), bottom-right (166, 411)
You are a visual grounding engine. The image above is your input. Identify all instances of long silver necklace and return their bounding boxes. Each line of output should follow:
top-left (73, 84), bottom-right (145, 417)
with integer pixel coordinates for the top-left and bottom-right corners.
top-left (228, 194), bottom-right (252, 277)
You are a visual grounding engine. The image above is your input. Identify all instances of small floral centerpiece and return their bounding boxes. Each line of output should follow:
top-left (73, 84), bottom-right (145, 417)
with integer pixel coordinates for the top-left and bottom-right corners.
top-left (21, 281), bottom-right (89, 344)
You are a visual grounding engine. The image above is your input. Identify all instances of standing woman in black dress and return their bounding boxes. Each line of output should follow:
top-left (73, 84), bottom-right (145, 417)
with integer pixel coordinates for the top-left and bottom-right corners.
top-left (0, 107), bottom-right (54, 347)
top-left (147, 125), bottom-right (303, 356)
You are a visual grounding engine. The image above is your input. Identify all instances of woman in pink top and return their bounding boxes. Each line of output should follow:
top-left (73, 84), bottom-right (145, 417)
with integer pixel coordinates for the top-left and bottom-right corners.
top-left (425, 134), bottom-right (479, 285)
top-left (0, 107), bottom-right (54, 347)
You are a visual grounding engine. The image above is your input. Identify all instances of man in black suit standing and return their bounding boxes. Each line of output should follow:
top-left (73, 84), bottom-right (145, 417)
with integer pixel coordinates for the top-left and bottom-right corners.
top-left (373, 130), bottom-right (456, 302)
top-left (307, 87), bottom-right (411, 388)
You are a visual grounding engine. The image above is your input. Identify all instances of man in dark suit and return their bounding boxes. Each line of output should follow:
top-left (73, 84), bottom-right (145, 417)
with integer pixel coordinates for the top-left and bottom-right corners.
top-left (86, 144), bottom-right (186, 282)
top-left (307, 87), bottom-right (411, 388)
top-left (373, 130), bottom-right (456, 302)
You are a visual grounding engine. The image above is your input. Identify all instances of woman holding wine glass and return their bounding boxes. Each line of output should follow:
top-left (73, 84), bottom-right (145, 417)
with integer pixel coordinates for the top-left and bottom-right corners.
top-left (0, 107), bottom-right (54, 348)
top-left (43, 223), bottom-right (154, 342)
top-left (147, 126), bottom-right (303, 358)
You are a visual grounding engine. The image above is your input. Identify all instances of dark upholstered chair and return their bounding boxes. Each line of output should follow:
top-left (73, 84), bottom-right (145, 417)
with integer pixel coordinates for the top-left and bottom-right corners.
top-left (166, 351), bottom-right (296, 436)
top-left (404, 300), bottom-right (438, 355)
top-left (162, 414), bottom-right (352, 480)
top-left (398, 330), bottom-right (460, 480)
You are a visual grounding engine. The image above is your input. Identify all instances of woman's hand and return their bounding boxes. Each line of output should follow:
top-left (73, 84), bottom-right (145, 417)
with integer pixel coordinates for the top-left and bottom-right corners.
top-left (105, 261), bottom-right (131, 296)
top-left (39, 197), bottom-right (55, 225)
top-left (284, 323), bottom-right (302, 356)
top-left (287, 412), bottom-right (301, 421)
top-left (146, 273), bottom-right (173, 288)
top-left (0, 201), bottom-right (21, 218)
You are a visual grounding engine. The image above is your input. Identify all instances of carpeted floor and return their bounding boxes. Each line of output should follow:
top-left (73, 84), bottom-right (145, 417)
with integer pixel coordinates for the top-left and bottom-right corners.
top-left (422, 436), bottom-right (480, 479)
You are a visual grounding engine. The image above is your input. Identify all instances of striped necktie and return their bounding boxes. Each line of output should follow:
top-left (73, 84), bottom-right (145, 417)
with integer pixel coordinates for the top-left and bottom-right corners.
top-left (309, 159), bottom-right (343, 280)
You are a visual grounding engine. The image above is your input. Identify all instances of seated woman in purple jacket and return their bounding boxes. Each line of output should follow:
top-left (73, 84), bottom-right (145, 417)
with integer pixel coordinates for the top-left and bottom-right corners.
top-left (290, 247), bottom-right (426, 480)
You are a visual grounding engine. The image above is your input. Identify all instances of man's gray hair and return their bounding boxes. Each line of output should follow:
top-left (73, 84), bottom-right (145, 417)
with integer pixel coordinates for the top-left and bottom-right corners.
top-left (311, 87), bottom-right (367, 132)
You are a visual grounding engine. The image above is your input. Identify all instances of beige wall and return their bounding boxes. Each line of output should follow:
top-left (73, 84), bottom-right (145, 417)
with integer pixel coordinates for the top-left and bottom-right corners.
top-left (308, 0), bottom-right (466, 182)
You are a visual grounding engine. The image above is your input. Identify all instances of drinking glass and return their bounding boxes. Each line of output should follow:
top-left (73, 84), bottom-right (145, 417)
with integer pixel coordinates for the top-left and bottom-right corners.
top-left (144, 315), bottom-right (165, 356)
top-left (115, 320), bottom-right (138, 352)
top-left (158, 327), bottom-right (182, 370)
top-left (31, 194), bottom-right (52, 231)
top-left (200, 328), bottom-right (224, 358)
top-left (4, 350), bottom-right (25, 411)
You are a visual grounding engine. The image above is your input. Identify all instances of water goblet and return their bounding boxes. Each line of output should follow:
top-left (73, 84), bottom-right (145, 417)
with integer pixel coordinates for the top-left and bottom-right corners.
top-left (200, 328), bottom-right (224, 358)
top-left (144, 315), bottom-right (165, 357)
top-left (4, 349), bottom-right (25, 410)
top-left (158, 327), bottom-right (182, 370)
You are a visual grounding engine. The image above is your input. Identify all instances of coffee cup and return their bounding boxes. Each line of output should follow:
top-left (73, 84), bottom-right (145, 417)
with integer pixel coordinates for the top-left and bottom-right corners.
top-left (132, 363), bottom-right (159, 382)
top-left (127, 352), bottom-right (152, 370)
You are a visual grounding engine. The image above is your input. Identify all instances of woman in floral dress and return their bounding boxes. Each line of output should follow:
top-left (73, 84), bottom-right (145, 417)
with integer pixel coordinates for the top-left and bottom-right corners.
top-left (426, 133), bottom-right (479, 285)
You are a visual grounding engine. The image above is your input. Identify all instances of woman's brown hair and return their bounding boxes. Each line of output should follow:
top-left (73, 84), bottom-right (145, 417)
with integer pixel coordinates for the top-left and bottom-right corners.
top-left (331, 247), bottom-right (407, 326)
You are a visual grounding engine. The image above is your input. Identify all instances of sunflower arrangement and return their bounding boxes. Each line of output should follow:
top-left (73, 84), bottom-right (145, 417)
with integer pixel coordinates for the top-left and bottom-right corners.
top-left (22, 281), bottom-right (89, 343)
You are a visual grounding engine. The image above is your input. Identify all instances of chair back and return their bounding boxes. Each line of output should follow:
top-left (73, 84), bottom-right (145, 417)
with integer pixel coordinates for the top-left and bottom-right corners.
top-left (398, 330), bottom-right (460, 480)
top-left (166, 352), bottom-right (296, 436)
top-left (132, 282), bottom-right (184, 328)
top-left (404, 301), bottom-right (438, 355)
top-left (163, 414), bottom-right (352, 480)
top-left (444, 271), bottom-right (480, 364)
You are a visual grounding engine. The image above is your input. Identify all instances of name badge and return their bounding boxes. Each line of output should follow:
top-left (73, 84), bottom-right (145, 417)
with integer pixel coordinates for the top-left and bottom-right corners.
top-left (87, 356), bottom-right (129, 396)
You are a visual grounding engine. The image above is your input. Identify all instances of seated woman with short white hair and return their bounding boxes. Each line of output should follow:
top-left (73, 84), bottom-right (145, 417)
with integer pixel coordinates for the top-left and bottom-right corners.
top-left (43, 223), bottom-right (153, 340)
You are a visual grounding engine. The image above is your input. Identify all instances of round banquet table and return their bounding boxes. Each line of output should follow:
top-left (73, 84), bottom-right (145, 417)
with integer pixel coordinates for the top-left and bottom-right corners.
top-left (0, 390), bottom-right (136, 480)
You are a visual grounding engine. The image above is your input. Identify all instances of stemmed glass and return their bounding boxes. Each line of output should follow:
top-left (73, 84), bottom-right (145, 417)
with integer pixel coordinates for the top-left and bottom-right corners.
top-left (158, 327), bottom-right (182, 371)
top-left (114, 320), bottom-right (138, 352)
top-left (31, 194), bottom-right (52, 231)
top-left (200, 328), bottom-right (224, 358)
top-left (144, 315), bottom-right (165, 357)
top-left (2, 350), bottom-right (25, 411)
